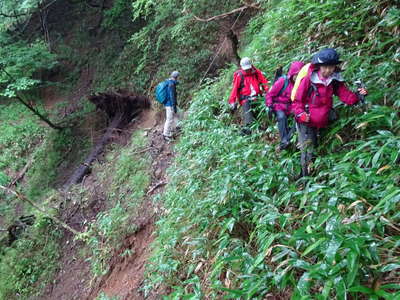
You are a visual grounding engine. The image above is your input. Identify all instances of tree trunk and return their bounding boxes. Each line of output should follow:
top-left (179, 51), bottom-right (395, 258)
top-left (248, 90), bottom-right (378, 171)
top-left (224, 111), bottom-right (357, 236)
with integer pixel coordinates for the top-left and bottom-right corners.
top-left (63, 113), bottom-right (124, 188)
top-left (227, 29), bottom-right (241, 66)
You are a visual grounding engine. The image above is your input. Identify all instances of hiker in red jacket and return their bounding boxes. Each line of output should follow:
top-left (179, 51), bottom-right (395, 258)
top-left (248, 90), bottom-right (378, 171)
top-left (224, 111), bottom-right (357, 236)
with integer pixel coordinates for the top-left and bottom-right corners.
top-left (228, 57), bottom-right (269, 135)
top-left (292, 48), bottom-right (368, 176)
top-left (266, 61), bottom-right (304, 150)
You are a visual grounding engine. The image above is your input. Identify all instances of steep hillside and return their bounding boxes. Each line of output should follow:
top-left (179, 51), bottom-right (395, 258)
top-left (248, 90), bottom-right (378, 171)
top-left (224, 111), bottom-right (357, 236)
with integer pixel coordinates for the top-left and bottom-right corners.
top-left (0, 0), bottom-right (252, 299)
top-left (146, 1), bottom-right (400, 299)
top-left (0, 0), bottom-right (399, 299)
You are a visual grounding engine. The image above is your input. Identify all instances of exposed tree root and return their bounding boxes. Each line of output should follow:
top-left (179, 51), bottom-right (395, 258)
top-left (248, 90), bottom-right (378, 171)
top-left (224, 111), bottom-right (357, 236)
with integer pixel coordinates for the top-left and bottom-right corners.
top-left (63, 90), bottom-right (150, 190)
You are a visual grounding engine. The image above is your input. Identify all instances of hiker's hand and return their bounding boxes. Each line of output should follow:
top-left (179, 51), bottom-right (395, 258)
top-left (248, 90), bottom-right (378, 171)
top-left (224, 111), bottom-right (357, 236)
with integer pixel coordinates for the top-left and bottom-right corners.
top-left (298, 112), bottom-right (310, 123)
top-left (358, 88), bottom-right (367, 95)
top-left (229, 103), bottom-right (238, 111)
top-left (173, 106), bottom-right (178, 114)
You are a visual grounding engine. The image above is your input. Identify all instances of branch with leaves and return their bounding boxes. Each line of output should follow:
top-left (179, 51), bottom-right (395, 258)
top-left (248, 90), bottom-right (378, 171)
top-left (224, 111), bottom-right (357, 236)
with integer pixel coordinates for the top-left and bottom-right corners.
top-left (0, 67), bottom-right (63, 129)
top-left (0, 185), bottom-right (80, 235)
top-left (192, 3), bottom-right (261, 22)
top-left (0, 11), bottom-right (29, 18)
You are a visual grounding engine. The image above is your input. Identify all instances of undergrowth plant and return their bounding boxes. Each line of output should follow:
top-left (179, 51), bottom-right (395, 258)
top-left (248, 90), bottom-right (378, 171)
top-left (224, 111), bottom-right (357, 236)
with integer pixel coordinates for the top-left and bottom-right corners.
top-left (0, 216), bottom-right (61, 299)
top-left (96, 292), bottom-right (120, 300)
top-left (146, 0), bottom-right (400, 298)
top-left (0, 102), bottom-right (46, 173)
top-left (127, 0), bottom-right (243, 100)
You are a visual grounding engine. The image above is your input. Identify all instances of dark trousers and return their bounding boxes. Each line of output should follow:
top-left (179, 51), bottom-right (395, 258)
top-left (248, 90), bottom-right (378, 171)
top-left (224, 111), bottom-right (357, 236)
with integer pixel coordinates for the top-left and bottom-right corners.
top-left (275, 110), bottom-right (291, 147)
top-left (242, 100), bottom-right (254, 126)
top-left (241, 100), bottom-right (255, 134)
top-left (296, 122), bottom-right (318, 176)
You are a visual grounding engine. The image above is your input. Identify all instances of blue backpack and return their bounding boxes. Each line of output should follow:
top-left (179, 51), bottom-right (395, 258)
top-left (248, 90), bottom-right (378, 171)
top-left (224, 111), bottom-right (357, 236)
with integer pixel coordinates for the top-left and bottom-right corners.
top-left (155, 80), bottom-right (169, 104)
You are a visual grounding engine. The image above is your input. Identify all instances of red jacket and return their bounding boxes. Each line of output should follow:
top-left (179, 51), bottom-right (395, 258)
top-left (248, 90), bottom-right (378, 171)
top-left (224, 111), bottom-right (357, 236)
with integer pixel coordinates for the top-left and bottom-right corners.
top-left (265, 61), bottom-right (304, 114)
top-left (293, 66), bottom-right (359, 128)
top-left (228, 67), bottom-right (269, 105)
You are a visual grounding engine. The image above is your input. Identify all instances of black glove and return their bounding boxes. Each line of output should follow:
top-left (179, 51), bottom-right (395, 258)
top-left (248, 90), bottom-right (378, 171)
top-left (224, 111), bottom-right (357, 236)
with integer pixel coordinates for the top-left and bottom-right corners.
top-left (229, 102), bottom-right (238, 112)
top-left (267, 106), bottom-right (274, 119)
top-left (357, 93), bottom-right (365, 105)
top-left (173, 105), bottom-right (177, 114)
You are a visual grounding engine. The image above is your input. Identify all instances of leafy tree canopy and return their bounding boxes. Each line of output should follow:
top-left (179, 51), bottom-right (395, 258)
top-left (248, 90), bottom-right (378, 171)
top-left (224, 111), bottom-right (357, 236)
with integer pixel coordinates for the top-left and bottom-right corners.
top-left (0, 0), bottom-right (43, 30)
top-left (0, 1), bottom-right (58, 99)
top-left (0, 34), bottom-right (57, 98)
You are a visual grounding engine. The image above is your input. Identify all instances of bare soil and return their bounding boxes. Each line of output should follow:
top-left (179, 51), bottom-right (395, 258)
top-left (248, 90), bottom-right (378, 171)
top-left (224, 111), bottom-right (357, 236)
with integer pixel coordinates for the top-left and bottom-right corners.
top-left (40, 108), bottom-right (173, 300)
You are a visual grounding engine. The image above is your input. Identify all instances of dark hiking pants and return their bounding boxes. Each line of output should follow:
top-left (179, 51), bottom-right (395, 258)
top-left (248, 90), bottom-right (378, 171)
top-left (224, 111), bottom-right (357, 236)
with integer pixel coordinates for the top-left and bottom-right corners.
top-left (275, 110), bottom-right (291, 148)
top-left (296, 122), bottom-right (318, 176)
top-left (242, 100), bottom-right (255, 134)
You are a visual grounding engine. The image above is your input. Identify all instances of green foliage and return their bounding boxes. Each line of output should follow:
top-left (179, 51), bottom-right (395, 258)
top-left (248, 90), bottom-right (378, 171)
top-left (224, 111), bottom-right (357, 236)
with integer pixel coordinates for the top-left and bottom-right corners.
top-left (111, 132), bottom-right (150, 202)
top-left (0, 0), bottom-right (42, 30)
top-left (127, 0), bottom-right (242, 100)
top-left (0, 171), bottom-right (9, 185)
top-left (146, 0), bottom-right (400, 298)
top-left (0, 216), bottom-right (61, 299)
top-left (103, 0), bottom-right (131, 30)
top-left (0, 102), bottom-right (46, 172)
top-left (96, 292), bottom-right (120, 300)
top-left (25, 127), bottom-right (87, 200)
top-left (0, 34), bottom-right (57, 98)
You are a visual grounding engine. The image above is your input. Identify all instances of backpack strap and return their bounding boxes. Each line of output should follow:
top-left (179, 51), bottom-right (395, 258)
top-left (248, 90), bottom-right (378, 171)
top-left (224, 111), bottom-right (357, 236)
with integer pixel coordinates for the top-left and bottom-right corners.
top-left (237, 70), bottom-right (245, 92)
top-left (308, 83), bottom-right (320, 105)
top-left (276, 75), bottom-right (289, 97)
top-left (331, 80), bottom-right (339, 94)
top-left (307, 80), bottom-right (339, 105)
top-left (271, 75), bottom-right (290, 105)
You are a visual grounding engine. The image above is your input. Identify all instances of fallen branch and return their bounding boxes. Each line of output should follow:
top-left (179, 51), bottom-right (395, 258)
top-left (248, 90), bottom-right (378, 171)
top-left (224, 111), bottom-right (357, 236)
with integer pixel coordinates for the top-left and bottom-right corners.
top-left (0, 185), bottom-right (80, 235)
top-left (147, 181), bottom-right (167, 195)
top-left (63, 113), bottom-right (124, 188)
top-left (193, 4), bottom-right (261, 22)
top-left (0, 11), bottom-right (28, 18)
top-left (8, 158), bottom-right (33, 187)
top-left (132, 147), bottom-right (152, 155)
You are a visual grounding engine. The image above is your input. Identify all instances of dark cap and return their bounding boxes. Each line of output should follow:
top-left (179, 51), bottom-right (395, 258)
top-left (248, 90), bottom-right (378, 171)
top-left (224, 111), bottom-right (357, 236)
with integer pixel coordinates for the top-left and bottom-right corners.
top-left (312, 48), bottom-right (341, 65)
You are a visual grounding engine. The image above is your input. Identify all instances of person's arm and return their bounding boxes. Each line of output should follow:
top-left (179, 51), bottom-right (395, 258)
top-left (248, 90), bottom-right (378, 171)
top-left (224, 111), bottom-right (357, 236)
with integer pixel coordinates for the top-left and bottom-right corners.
top-left (255, 68), bottom-right (269, 92)
top-left (228, 72), bottom-right (241, 105)
top-left (335, 81), bottom-right (359, 105)
top-left (265, 77), bottom-right (284, 107)
top-left (168, 81), bottom-right (177, 111)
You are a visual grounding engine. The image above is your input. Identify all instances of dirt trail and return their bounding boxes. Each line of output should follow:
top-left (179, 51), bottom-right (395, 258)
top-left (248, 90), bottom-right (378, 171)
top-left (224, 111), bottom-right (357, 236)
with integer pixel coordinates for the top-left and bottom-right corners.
top-left (88, 116), bottom-right (173, 300)
top-left (41, 108), bottom-right (173, 300)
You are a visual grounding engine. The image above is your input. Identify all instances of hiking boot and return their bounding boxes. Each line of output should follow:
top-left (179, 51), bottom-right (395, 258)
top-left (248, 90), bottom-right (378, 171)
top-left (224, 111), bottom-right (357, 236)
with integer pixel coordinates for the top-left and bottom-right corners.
top-left (279, 140), bottom-right (290, 151)
top-left (163, 135), bottom-right (174, 142)
top-left (241, 128), bottom-right (252, 136)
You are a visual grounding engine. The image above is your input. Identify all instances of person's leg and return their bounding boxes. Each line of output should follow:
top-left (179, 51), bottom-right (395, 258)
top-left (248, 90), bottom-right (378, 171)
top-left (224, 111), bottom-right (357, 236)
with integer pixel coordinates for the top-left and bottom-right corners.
top-left (163, 106), bottom-right (174, 138)
top-left (287, 117), bottom-right (297, 141)
top-left (172, 109), bottom-right (180, 134)
top-left (242, 100), bottom-right (254, 134)
top-left (275, 110), bottom-right (289, 149)
top-left (297, 122), bottom-right (317, 176)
